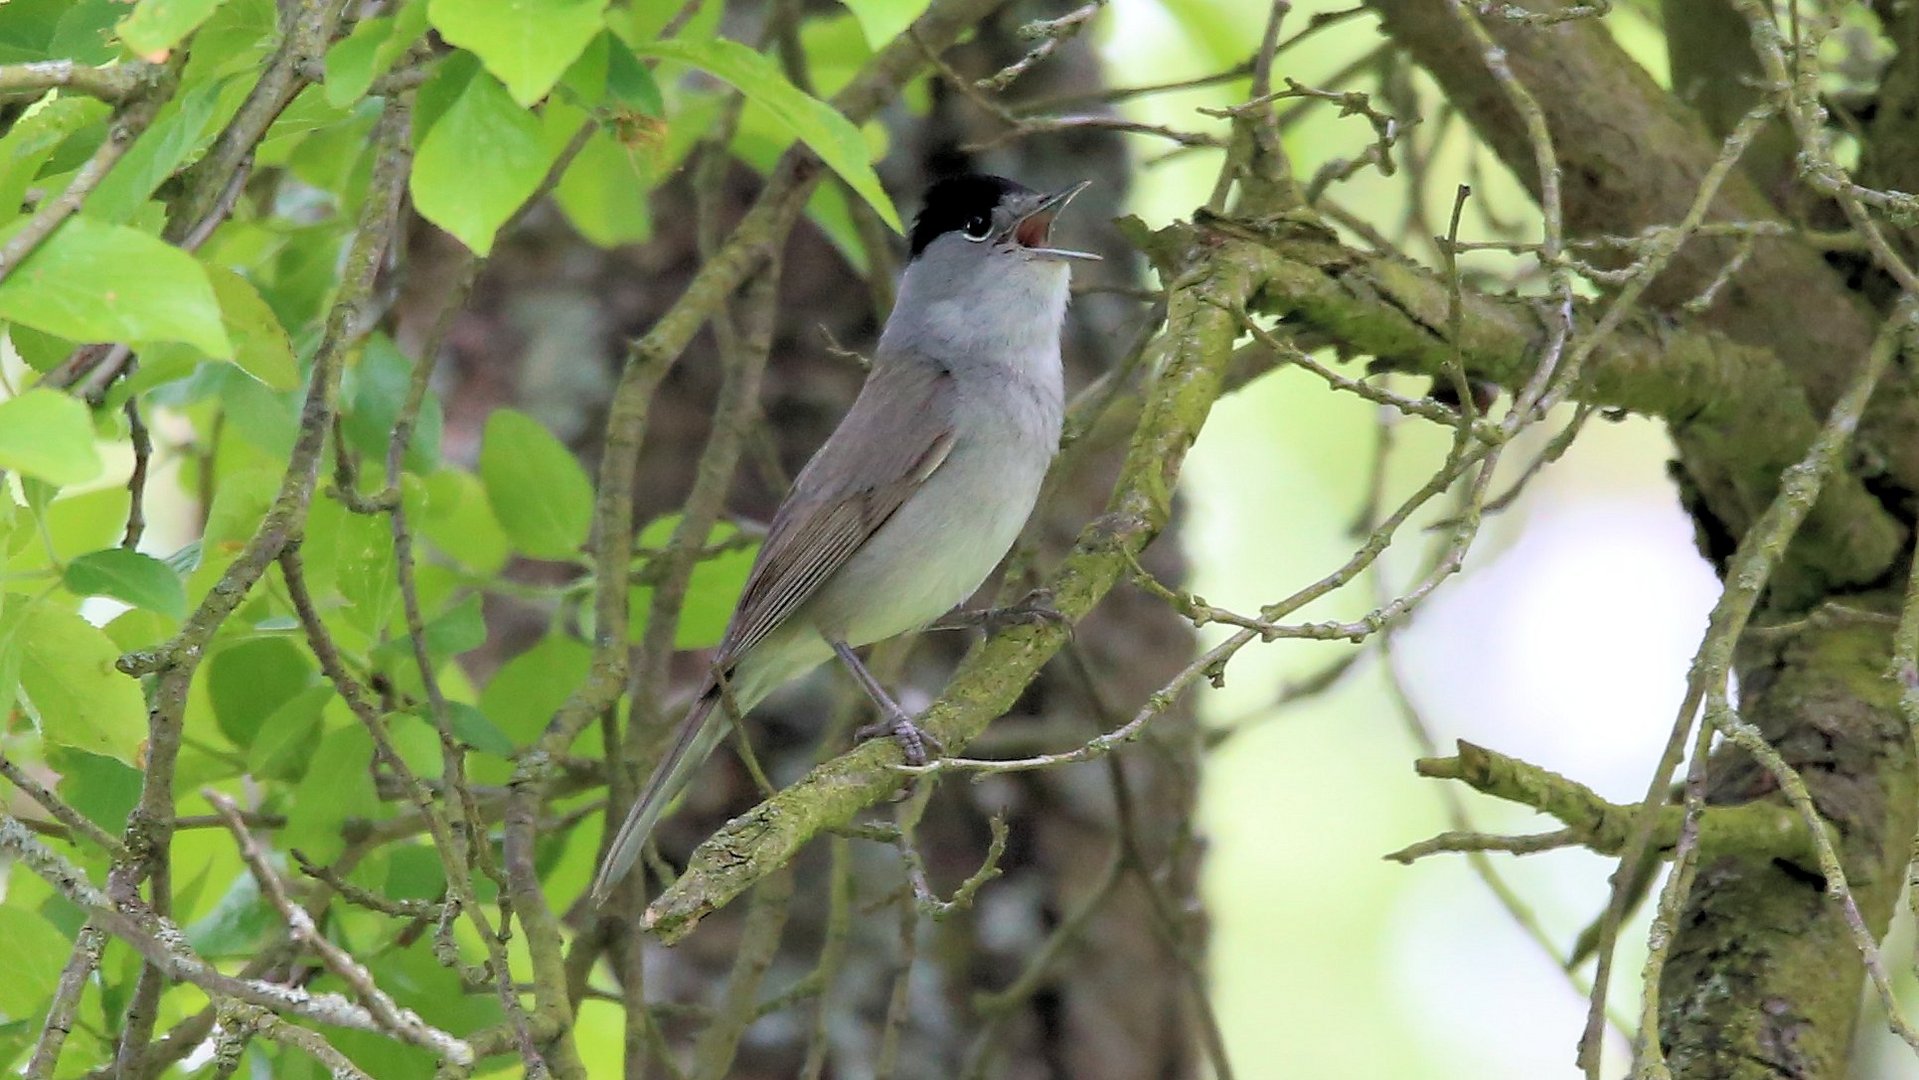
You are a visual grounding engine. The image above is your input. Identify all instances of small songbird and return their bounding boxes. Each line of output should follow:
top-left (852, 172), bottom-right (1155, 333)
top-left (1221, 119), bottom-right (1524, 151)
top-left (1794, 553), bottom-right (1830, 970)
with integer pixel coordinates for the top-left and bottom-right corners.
top-left (590, 174), bottom-right (1096, 906)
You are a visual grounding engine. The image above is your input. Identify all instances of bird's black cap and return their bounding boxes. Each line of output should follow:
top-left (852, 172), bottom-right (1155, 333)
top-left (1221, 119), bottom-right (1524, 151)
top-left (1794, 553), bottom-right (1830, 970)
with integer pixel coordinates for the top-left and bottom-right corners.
top-left (908, 173), bottom-right (1033, 258)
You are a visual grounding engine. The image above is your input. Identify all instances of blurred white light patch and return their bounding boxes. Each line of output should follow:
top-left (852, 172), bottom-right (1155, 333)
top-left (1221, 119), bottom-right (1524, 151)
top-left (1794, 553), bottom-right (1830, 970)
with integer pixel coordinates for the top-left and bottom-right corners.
top-left (1395, 493), bottom-right (1720, 802)
top-left (1395, 865), bottom-right (1637, 1080)
top-left (1386, 473), bottom-right (1717, 1078)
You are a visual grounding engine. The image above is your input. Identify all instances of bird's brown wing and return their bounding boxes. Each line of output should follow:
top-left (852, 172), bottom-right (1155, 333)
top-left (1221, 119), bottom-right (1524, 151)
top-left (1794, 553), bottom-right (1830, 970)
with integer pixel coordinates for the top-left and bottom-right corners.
top-left (718, 360), bottom-right (957, 664)
top-left (590, 362), bottom-right (957, 904)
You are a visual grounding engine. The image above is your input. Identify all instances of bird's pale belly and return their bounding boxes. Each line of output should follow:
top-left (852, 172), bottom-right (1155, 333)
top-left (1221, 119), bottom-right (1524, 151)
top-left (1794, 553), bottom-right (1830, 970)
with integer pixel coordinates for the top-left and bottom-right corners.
top-left (802, 434), bottom-right (1049, 648)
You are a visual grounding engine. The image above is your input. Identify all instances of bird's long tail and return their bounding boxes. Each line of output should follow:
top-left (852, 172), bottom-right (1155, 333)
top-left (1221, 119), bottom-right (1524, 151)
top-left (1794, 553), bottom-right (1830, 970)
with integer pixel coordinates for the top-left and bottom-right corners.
top-left (590, 687), bottom-right (728, 906)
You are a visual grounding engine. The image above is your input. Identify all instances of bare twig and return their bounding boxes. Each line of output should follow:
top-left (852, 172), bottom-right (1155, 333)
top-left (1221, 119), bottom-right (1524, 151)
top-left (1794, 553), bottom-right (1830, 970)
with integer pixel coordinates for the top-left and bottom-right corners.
top-left (204, 790), bottom-right (474, 1065)
top-left (0, 816), bottom-right (471, 1060)
top-left (0, 70), bottom-right (174, 285)
top-left (0, 754), bottom-right (129, 860)
top-left (975, 3), bottom-right (1104, 92)
top-left (0, 59), bottom-right (157, 102)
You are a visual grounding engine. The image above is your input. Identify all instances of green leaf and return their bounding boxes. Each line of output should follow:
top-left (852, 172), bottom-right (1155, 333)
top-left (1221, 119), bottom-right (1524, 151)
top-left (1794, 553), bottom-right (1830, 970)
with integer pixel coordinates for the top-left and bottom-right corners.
top-left (256, 84), bottom-right (355, 167)
top-left (63, 548), bottom-right (189, 619)
top-left (604, 34), bottom-right (663, 115)
top-left (84, 75), bottom-right (230, 225)
top-left (0, 390), bottom-right (103, 486)
top-left (612, 0), bottom-right (722, 44)
top-left (635, 37), bottom-right (901, 231)
top-left (324, 15), bottom-right (398, 106)
top-left (384, 844), bottom-right (448, 901)
top-left (427, 0), bottom-right (609, 107)
top-left (0, 0), bottom-right (70, 62)
top-left (332, 510), bottom-right (398, 635)
top-left (478, 410), bottom-right (592, 559)
top-left (6, 323), bottom-right (78, 374)
top-left (409, 69), bottom-right (554, 255)
top-left (427, 592), bottom-right (488, 656)
top-left (212, 366), bottom-right (298, 458)
top-left (282, 721), bottom-right (376, 867)
top-left (442, 700), bottom-right (517, 756)
top-left (14, 604), bottom-right (148, 765)
top-left (555, 29), bottom-right (608, 105)
top-left (47, 746), bottom-right (141, 837)
top-left (51, 2), bottom-right (125, 65)
top-left (201, 467), bottom-right (278, 556)
top-left (0, 97), bottom-right (107, 227)
top-left (555, 126), bottom-right (653, 247)
top-left (480, 634), bottom-right (592, 744)
top-left (628, 517), bottom-right (756, 647)
top-left (413, 50), bottom-right (480, 140)
top-left (387, 713), bottom-right (443, 780)
top-left (838, 0), bottom-right (929, 50)
top-left (417, 469), bottom-right (509, 574)
top-left (244, 685), bottom-right (332, 780)
top-left (0, 217), bottom-right (232, 356)
top-left (207, 268), bottom-right (301, 390)
top-left (282, 103), bottom-right (377, 203)
top-left (182, 867), bottom-right (275, 959)
top-left (104, 606), bottom-right (172, 653)
top-left (369, 592), bottom-right (485, 671)
top-left (343, 334), bottom-right (441, 474)
top-left (177, 0), bottom-right (276, 85)
top-left (118, 0), bottom-right (228, 55)
top-left (207, 637), bottom-right (316, 746)
top-left (795, 12), bottom-right (876, 100)
top-left (0, 908), bottom-right (72, 1019)
top-left (323, 0), bottom-right (428, 108)
top-left (13, 486), bottom-right (126, 574)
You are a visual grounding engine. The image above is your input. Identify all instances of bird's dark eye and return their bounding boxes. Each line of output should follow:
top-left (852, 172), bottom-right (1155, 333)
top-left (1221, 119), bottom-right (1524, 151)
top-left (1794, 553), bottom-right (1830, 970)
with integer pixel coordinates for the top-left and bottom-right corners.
top-left (962, 213), bottom-right (992, 240)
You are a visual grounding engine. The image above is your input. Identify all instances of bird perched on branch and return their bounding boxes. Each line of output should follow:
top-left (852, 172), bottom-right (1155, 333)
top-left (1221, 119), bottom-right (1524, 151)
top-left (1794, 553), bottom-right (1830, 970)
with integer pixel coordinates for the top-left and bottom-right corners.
top-left (590, 174), bottom-right (1097, 906)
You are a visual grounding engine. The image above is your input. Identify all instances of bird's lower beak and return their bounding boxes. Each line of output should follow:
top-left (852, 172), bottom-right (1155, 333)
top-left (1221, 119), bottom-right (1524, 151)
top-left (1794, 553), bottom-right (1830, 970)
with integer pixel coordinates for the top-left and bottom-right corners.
top-left (1011, 180), bottom-right (1101, 262)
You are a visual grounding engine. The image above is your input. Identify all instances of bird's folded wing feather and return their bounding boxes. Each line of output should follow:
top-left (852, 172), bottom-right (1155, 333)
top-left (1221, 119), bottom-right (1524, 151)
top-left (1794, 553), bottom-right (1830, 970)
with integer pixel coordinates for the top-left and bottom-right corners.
top-left (719, 360), bottom-right (957, 663)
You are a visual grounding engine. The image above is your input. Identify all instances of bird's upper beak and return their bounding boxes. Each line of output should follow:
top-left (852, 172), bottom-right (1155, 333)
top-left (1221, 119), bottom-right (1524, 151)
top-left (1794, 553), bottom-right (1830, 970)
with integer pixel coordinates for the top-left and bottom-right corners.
top-left (1008, 181), bottom-right (1101, 262)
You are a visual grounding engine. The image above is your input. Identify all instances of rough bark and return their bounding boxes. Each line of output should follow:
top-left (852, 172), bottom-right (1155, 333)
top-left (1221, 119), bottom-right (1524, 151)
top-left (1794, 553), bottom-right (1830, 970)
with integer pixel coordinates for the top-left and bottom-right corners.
top-left (1366, 2), bottom-right (1919, 1075)
top-left (1660, 616), bottom-right (1916, 1078)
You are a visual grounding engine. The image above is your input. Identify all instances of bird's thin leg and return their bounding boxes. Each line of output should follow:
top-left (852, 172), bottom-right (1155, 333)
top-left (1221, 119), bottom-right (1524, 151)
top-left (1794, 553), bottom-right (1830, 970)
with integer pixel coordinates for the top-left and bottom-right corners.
top-left (830, 640), bottom-right (938, 765)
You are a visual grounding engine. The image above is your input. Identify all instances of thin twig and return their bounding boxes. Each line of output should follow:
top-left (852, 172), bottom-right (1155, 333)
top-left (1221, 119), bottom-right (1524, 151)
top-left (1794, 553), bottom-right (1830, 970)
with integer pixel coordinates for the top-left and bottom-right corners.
top-left (204, 790), bottom-right (474, 1065)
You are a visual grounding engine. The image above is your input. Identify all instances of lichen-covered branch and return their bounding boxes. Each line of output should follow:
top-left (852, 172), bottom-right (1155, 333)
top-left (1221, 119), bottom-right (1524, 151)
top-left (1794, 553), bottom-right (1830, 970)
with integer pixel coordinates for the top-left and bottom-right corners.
top-left (0, 818), bottom-right (475, 1066)
top-left (1249, 205), bottom-right (1906, 604)
top-left (1395, 741), bottom-right (1823, 865)
top-left (1364, 0), bottom-right (1919, 566)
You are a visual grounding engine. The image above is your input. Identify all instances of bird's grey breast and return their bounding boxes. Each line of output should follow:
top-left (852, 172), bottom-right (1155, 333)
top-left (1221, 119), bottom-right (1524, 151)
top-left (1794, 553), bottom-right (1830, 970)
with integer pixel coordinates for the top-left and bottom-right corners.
top-left (805, 344), bottom-right (1063, 648)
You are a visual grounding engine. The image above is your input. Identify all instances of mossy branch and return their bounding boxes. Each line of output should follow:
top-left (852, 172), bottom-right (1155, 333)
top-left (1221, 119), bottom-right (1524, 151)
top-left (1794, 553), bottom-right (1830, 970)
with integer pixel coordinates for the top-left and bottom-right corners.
top-left (1246, 222), bottom-right (1906, 592)
top-left (1392, 740), bottom-right (1827, 867)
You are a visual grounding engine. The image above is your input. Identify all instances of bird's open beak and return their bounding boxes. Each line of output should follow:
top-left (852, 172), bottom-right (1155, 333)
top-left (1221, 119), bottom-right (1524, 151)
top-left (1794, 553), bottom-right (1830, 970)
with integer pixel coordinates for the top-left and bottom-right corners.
top-left (1010, 181), bottom-right (1101, 262)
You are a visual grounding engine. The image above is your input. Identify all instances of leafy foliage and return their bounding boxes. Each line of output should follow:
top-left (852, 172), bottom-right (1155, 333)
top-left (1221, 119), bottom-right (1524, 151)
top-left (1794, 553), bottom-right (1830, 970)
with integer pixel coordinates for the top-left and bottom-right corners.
top-left (0, 0), bottom-right (919, 1071)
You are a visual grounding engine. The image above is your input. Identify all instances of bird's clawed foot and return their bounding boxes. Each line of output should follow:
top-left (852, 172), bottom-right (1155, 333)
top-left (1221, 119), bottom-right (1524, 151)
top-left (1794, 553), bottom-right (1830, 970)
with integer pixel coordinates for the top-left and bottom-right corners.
top-left (929, 588), bottom-right (1069, 636)
top-left (855, 709), bottom-right (942, 766)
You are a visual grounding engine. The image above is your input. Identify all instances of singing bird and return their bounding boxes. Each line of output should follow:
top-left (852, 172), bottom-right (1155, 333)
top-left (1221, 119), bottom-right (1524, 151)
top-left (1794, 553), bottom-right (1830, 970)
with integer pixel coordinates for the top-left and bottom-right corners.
top-left (591, 174), bottom-right (1095, 905)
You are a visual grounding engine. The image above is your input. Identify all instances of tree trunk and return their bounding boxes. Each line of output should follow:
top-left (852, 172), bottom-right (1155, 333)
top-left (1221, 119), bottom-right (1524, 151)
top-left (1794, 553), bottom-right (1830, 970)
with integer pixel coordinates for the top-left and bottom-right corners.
top-left (1368, 2), bottom-right (1919, 1074)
